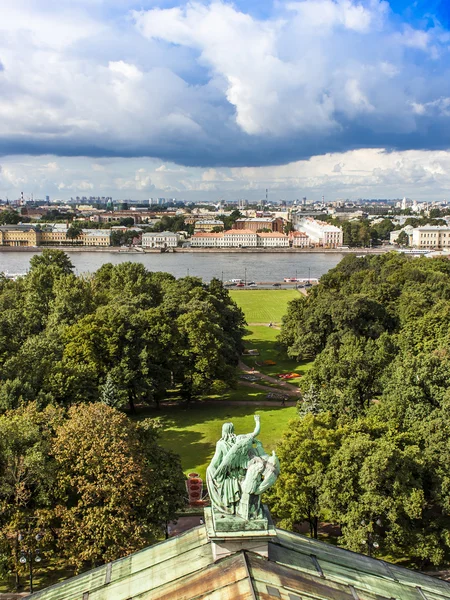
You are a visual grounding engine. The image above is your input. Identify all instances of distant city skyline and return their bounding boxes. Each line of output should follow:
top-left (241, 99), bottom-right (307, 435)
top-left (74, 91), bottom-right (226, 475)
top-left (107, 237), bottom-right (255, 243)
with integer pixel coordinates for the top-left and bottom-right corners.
top-left (1, 1), bottom-right (450, 200)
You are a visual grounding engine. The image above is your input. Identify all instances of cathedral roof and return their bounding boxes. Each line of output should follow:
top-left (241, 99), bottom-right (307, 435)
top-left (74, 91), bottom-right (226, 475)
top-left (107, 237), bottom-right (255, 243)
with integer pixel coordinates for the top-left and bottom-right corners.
top-left (29, 525), bottom-right (450, 600)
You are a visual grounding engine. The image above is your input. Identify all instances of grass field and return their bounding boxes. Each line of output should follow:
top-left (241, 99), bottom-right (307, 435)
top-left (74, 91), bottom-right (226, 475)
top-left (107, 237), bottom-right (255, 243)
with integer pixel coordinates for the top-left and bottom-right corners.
top-left (230, 289), bottom-right (300, 324)
top-left (135, 404), bottom-right (296, 479)
top-left (243, 326), bottom-right (314, 385)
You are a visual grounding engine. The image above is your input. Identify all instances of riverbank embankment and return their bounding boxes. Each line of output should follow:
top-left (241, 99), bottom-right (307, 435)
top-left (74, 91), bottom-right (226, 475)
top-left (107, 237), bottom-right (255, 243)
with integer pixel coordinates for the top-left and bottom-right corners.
top-left (0, 246), bottom-right (390, 254)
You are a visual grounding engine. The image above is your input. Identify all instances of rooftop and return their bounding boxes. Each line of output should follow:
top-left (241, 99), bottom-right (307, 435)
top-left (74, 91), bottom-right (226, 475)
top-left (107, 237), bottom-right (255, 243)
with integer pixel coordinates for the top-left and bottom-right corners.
top-left (29, 525), bottom-right (450, 600)
top-left (224, 229), bottom-right (257, 235)
top-left (256, 232), bottom-right (287, 237)
top-left (142, 231), bottom-right (179, 237)
top-left (415, 226), bottom-right (450, 231)
top-left (0, 224), bottom-right (37, 231)
top-left (236, 217), bottom-right (276, 222)
top-left (194, 220), bottom-right (224, 225)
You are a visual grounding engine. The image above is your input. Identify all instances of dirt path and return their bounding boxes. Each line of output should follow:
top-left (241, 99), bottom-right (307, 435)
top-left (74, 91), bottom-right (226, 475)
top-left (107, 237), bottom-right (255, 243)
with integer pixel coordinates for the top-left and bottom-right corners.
top-left (247, 322), bottom-right (281, 329)
top-left (239, 361), bottom-right (302, 397)
top-left (157, 398), bottom-right (297, 407)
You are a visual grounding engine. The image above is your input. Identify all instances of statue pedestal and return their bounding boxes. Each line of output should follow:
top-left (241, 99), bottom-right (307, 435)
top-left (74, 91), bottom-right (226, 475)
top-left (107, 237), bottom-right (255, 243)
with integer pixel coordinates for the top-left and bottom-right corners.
top-left (204, 506), bottom-right (276, 562)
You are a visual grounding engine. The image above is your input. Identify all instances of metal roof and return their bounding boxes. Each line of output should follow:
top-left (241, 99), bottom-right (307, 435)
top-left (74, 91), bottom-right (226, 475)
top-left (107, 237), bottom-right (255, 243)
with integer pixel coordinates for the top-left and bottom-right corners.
top-left (28, 526), bottom-right (450, 600)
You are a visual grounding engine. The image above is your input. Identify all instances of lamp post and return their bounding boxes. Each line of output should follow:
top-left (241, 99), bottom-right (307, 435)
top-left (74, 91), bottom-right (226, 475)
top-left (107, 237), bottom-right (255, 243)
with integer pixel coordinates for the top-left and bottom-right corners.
top-left (244, 267), bottom-right (247, 286)
top-left (17, 531), bottom-right (43, 593)
top-left (360, 517), bottom-right (382, 557)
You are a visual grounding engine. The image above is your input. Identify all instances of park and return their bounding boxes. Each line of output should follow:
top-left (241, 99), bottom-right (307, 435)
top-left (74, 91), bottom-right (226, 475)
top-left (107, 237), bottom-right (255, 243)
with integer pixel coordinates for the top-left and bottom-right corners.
top-left (141, 288), bottom-right (308, 478)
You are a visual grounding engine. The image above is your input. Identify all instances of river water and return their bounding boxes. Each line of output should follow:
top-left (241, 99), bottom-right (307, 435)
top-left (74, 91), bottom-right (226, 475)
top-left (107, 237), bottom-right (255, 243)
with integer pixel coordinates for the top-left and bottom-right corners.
top-left (0, 251), bottom-right (346, 282)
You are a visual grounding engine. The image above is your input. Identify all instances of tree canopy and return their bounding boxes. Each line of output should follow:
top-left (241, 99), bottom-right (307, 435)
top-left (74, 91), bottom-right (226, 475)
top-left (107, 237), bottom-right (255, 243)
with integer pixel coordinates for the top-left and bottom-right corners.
top-left (0, 251), bottom-right (245, 412)
top-left (271, 253), bottom-right (450, 566)
top-left (0, 403), bottom-right (185, 585)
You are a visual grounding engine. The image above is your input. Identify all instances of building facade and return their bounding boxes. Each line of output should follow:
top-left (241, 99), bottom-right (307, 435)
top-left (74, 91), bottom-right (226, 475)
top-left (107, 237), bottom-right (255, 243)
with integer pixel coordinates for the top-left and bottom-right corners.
top-left (256, 232), bottom-right (289, 247)
top-left (0, 225), bottom-right (39, 246)
top-left (142, 231), bottom-right (180, 248)
top-left (193, 220), bottom-right (224, 233)
top-left (412, 226), bottom-right (450, 249)
top-left (289, 231), bottom-right (311, 248)
top-left (0, 224), bottom-right (111, 247)
top-left (190, 230), bottom-right (290, 248)
top-left (294, 218), bottom-right (343, 247)
top-left (234, 217), bottom-right (285, 233)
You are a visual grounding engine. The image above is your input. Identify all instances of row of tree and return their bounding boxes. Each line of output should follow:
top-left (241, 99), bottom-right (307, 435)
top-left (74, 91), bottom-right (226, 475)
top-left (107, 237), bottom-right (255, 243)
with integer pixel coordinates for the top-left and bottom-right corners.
top-left (0, 250), bottom-right (246, 412)
top-left (0, 402), bottom-right (186, 588)
top-left (272, 253), bottom-right (450, 566)
top-left (0, 250), bottom-right (249, 589)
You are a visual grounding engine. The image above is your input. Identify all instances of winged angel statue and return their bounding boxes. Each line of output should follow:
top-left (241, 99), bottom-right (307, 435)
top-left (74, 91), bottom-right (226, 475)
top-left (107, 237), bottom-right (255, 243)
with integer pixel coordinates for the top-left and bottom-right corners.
top-left (206, 415), bottom-right (280, 521)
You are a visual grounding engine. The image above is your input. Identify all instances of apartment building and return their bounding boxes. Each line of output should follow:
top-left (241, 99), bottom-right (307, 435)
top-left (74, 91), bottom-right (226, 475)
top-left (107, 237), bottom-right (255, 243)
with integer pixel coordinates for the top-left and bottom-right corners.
top-left (412, 226), bottom-right (450, 249)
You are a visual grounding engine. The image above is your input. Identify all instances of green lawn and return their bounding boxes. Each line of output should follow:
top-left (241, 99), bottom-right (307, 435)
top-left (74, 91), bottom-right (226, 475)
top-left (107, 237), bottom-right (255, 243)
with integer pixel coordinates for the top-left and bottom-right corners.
top-left (243, 326), bottom-right (314, 386)
top-left (134, 404), bottom-right (296, 480)
top-left (230, 289), bottom-right (300, 324)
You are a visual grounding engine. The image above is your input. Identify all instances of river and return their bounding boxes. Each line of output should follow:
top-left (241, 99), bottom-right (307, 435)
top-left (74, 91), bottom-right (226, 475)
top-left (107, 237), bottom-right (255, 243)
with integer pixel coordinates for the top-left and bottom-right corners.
top-left (0, 251), bottom-right (347, 282)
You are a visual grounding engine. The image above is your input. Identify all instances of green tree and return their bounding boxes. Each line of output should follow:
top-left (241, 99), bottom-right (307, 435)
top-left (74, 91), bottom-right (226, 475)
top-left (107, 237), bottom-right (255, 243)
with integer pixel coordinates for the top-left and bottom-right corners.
top-left (268, 413), bottom-right (341, 538)
top-left (397, 230), bottom-right (409, 246)
top-left (298, 384), bottom-right (322, 417)
top-left (23, 251), bottom-right (75, 332)
top-left (0, 404), bottom-right (62, 590)
top-left (29, 250), bottom-right (74, 275)
top-left (0, 210), bottom-right (21, 225)
top-left (119, 217), bottom-right (135, 227)
top-left (50, 404), bottom-right (185, 570)
top-left (175, 305), bottom-right (237, 403)
top-left (322, 420), bottom-right (426, 560)
top-left (222, 209), bottom-right (242, 230)
top-left (302, 332), bottom-right (396, 418)
top-left (66, 222), bottom-right (83, 241)
top-left (100, 373), bottom-right (124, 409)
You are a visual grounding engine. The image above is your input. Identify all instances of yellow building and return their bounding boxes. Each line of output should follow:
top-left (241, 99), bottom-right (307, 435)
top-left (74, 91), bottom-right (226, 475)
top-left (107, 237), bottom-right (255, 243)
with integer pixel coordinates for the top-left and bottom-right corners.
top-left (39, 224), bottom-right (111, 246)
top-left (0, 224), bottom-right (111, 247)
top-left (0, 225), bottom-right (40, 246)
top-left (40, 230), bottom-right (69, 245)
top-left (81, 230), bottom-right (111, 246)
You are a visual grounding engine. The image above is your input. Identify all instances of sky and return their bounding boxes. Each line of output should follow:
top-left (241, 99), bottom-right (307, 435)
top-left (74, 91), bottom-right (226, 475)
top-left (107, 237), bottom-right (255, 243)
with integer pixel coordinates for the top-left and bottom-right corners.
top-left (0, 0), bottom-right (450, 202)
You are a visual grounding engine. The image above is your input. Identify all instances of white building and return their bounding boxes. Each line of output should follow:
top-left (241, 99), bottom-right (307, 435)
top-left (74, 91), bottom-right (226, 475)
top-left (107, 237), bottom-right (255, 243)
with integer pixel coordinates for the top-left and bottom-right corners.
top-left (294, 218), bottom-right (343, 247)
top-left (222, 229), bottom-right (257, 247)
top-left (190, 233), bottom-right (223, 247)
top-left (256, 232), bottom-right (289, 247)
top-left (142, 231), bottom-right (179, 248)
top-left (190, 229), bottom-right (289, 248)
top-left (290, 231), bottom-right (311, 248)
top-left (412, 226), bottom-right (450, 249)
top-left (390, 225), bottom-right (414, 245)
